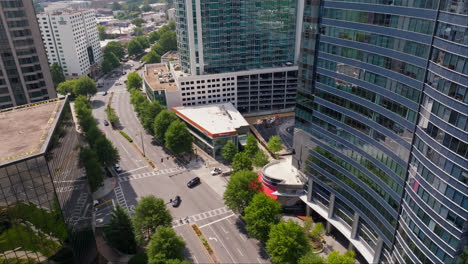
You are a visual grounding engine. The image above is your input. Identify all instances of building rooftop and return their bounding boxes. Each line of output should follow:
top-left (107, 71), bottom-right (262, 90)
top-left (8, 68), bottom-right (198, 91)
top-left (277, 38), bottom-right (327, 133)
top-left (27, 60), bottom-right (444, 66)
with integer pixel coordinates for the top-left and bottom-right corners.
top-left (263, 156), bottom-right (302, 185)
top-left (173, 103), bottom-right (249, 137)
top-left (161, 51), bottom-right (179, 62)
top-left (144, 63), bottom-right (178, 91)
top-left (0, 98), bottom-right (65, 166)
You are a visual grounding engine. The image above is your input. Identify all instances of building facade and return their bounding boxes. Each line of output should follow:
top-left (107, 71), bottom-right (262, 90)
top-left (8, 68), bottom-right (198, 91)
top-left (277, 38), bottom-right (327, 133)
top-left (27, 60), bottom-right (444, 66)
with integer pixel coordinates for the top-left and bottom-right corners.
top-left (0, 0), bottom-right (56, 109)
top-left (37, 9), bottom-right (103, 77)
top-left (293, 0), bottom-right (467, 263)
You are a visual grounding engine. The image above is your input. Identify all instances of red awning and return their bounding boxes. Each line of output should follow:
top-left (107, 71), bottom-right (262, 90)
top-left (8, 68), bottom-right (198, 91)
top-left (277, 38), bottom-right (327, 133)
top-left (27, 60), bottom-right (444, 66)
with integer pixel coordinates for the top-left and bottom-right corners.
top-left (258, 173), bottom-right (277, 200)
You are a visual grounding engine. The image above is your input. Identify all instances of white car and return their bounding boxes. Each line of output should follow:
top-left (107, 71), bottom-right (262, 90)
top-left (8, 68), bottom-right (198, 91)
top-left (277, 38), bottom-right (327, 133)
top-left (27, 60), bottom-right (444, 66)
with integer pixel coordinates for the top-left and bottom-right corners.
top-left (211, 168), bottom-right (222, 176)
top-left (114, 164), bottom-right (122, 173)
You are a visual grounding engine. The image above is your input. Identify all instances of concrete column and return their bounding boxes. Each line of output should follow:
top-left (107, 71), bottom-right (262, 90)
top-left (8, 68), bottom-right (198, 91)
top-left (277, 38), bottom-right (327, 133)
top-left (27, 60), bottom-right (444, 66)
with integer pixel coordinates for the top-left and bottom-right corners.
top-left (326, 221), bottom-right (332, 234)
top-left (372, 238), bottom-right (384, 263)
top-left (327, 193), bottom-right (335, 218)
top-left (307, 178), bottom-right (313, 201)
top-left (306, 205), bottom-right (311, 217)
top-left (348, 243), bottom-right (355, 251)
top-left (350, 212), bottom-right (359, 239)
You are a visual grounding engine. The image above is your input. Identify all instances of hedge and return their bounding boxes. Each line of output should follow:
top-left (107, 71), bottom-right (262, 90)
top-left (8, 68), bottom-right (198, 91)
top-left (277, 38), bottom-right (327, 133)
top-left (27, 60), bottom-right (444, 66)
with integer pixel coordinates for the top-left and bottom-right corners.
top-left (120, 131), bottom-right (133, 142)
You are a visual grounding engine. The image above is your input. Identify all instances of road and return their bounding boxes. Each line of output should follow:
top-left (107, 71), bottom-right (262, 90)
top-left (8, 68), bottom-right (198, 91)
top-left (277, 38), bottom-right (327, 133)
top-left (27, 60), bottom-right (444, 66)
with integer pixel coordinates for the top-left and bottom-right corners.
top-left (91, 60), bottom-right (270, 263)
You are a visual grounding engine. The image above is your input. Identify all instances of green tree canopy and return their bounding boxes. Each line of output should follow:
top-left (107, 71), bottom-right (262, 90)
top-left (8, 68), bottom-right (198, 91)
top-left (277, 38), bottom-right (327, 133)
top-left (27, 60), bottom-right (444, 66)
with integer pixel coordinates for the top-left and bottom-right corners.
top-left (132, 195), bottom-right (172, 245)
top-left (102, 58), bottom-right (114, 73)
top-left (148, 30), bottom-right (159, 43)
top-left (132, 17), bottom-right (145, 27)
top-left (128, 252), bottom-right (148, 264)
top-left (128, 39), bottom-right (143, 56)
top-left (232, 152), bottom-right (252, 172)
top-left (130, 88), bottom-right (147, 105)
top-left (74, 76), bottom-right (97, 97)
top-left (327, 251), bottom-right (355, 264)
top-left (111, 2), bottom-right (121, 10)
top-left (104, 205), bottom-right (137, 254)
top-left (151, 43), bottom-right (165, 56)
top-left (141, 4), bottom-right (152, 12)
top-left (142, 51), bottom-right (161, 63)
top-left (153, 110), bottom-right (178, 141)
top-left (79, 147), bottom-right (104, 192)
top-left (134, 26), bottom-right (144, 36)
top-left (103, 51), bottom-right (120, 71)
top-left (56, 79), bottom-right (77, 96)
top-left (147, 227), bottom-right (185, 264)
top-left (244, 193), bottom-right (282, 243)
top-left (105, 41), bottom-right (125, 59)
top-left (221, 140), bottom-right (237, 162)
top-left (85, 126), bottom-right (102, 148)
top-left (252, 150), bottom-right (269, 168)
top-left (50, 63), bottom-right (65, 86)
top-left (244, 134), bottom-right (259, 157)
top-left (266, 220), bottom-right (310, 264)
top-left (135, 36), bottom-right (150, 49)
top-left (140, 101), bottom-right (164, 133)
top-left (98, 24), bottom-right (106, 40)
top-left (158, 31), bottom-right (177, 53)
top-left (106, 105), bottom-right (120, 124)
top-left (127, 72), bottom-right (143, 91)
top-left (168, 20), bottom-right (176, 30)
top-left (95, 136), bottom-right (120, 168)
top-left (223, 170), bottom-right (261, 214)
top-left (267, 135), bottom-right (282, 154)
top-left (164, 120), bottom-right (193, 155)
top-left (298, 250), bottom-right (326, 264)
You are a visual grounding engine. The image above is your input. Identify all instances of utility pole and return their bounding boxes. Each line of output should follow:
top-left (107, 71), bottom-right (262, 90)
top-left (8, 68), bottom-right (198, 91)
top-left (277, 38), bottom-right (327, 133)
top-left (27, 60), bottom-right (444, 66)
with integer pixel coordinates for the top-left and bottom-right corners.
top-left (140, 131), bottom-right (145, 157)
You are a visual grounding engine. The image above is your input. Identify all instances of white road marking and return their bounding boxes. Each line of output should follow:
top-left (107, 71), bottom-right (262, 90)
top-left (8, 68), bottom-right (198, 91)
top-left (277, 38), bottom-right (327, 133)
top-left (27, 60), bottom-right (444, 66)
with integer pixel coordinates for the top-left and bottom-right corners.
top-left (220, 225), bottom-right (228, 234)
top-left (237, 248), bottom-right (244, 257)
top-left (239, 233), bottom-right (247, 241)
top-left (172, 206), bottom-right (232, 228)
top-left (118, 167), bottom-right (184, 182)
top-left (257, 257), bottom-right (263, 263)
top-left (209, 225), bottom-right (236, 263)
top-left (193, 255), bottom-right (199, 264)
top-left (118, 141), bottom-right (130, 155)
top-left (119, 166), bottom-right (148, 175)
top-left (198, 214), bottom-right (236, 229)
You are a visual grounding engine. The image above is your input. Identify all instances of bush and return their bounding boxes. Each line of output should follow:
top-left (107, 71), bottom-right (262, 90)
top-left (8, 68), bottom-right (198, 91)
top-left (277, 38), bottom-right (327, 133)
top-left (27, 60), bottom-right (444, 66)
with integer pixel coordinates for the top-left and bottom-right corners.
top-left (129, 253), bottom-right (148, 264)
top-left (120, 131), bottom-right (133, 142)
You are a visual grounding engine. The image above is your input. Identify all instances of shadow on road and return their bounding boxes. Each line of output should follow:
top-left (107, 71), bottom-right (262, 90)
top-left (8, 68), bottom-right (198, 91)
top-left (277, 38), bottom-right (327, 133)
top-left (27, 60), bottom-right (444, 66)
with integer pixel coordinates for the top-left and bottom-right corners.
top-left (93, 99), bottom-right (106, 109)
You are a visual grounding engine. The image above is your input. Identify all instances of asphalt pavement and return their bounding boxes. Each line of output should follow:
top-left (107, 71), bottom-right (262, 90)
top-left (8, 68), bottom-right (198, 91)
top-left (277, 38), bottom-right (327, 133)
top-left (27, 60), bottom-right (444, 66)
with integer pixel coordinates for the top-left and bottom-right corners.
top-left (90, 60), bottom-right (270, 263)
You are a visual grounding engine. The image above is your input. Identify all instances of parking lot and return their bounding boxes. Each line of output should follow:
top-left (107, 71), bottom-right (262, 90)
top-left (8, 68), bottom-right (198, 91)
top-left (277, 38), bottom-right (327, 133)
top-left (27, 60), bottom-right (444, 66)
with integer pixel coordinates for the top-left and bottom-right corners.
top-left (252, 115), bottom-right (295, 152)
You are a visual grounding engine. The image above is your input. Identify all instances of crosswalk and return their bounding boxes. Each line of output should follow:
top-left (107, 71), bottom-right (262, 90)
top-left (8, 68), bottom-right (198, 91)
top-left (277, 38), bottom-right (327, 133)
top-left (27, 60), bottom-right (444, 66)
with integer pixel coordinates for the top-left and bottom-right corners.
top-left (118, 167), bottom-right (185, 182)
top-left (113, 182), bottom-right (129, 211)
top-left (69, 193), bottom-right (89, 227)
top-left (172, 206), bottom-right (232, 228)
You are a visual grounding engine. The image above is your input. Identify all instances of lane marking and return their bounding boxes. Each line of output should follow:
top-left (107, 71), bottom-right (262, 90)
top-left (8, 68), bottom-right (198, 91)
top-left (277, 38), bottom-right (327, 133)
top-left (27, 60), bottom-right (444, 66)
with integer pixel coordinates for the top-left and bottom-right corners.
top-left (193, 255), bottom-right (199, 264)
top-left (220, 225), bottom-right (228, 234)
top-left (239, 233), bottom-right (247, 241)
top-left (198, 214), bottom-right (236, 229)
top-left (118, 141), bottom-right (130, 155)
top-left (237, 248), bottom-right (244, 257)
top-left (209, 225), bottom-right (236, 263)
top-left (257, 257), bottom-right (263, 263)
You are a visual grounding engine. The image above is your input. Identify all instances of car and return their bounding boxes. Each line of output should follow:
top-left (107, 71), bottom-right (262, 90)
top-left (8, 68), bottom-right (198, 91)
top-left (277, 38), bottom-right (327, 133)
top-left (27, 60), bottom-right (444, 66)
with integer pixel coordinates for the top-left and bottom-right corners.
top-left (103, 91), bottom-right (107, 96)
top-left (103, 120), bottom-right (109, 126)
top-left (114, 164), bottom-right (122, 173)
top-left (93, 200), bottom-right (99, 207)
top-left (211, 168), bottom-right (222, 176)
top-left (116, 83), bottom-right (122, 86)
top-left (172, 196), bottom-right (181, 207)
top-left (187, 177), bottom-right (201, 188)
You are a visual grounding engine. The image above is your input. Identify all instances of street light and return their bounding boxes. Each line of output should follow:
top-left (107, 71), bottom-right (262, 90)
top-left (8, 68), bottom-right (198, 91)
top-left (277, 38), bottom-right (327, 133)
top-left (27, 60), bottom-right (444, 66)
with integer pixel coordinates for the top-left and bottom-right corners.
top-left (137, 131), bottom-right (145, 157)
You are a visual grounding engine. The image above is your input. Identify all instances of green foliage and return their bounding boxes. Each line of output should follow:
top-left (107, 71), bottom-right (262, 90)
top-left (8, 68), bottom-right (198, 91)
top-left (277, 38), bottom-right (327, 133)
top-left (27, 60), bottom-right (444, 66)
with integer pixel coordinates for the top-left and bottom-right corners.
top-left (56, 79), bottom-right (77, 96)
top-left (142, 51), bottom-right (161, 63)
top-left (244, 193), bottom-right (282, 243)
top-left (106, 105), bottom-right (120, 124)
top-left (134, 26), bottom-right (145, 36)
top-left (327, 250), bottom-right (355, 264)
top-left (132, 196), bottom-right (172, 245)
top-left (111, 2), bottom-right (121, 10)
top-left (267, 135), bottom-right (282, 154)
top-left (141, 4), bottom-right (152, 12)
top-left (153, 110), bottom-right (178, 141)
top-left (141, 101), bottom-right (164, 133)
top-left (79, 147), bottom-right (104, 192)
top-left (168, 20), bottom-right (176, 30)
top-left (303, 217), bottom-right (314, 235)
top-left (298, 250), bottom-right (326, 264)
top-left (147, 227), bottom-right (185, 264)
top-left (148, 30), bottom-right (159, 43)
top-left (120, 131), bottom-right (133, 142)
top-left (157, 31), bottom-right (177, 53)
top-left (50, 63), bottom-right (65, 85)
top-left (102, 58), bottom-right (114, 73)
top-left (74, 76), bottom-right (97, 97)
top-left (232, 152), bottom-right (252, 172)
top-left (103, 52), bottom-right (120, 73)
top-left (129, 253), bottom-right (148, 264)
top-left (221, 140), bottom-right (237, 162)
top-left (135, 36), bottom-right (150, 49)
top-left (151, 43), bottom-right (165, 55)
top-left (132, 17), bottom-right (145, 27)
top-left (127, 72), bottom-right (143, 90)
top-left (105, 41), bottom-right (125, 59)
top-left (164, 120), bottom-right (193, 154)
top-left (266, 220), bottom-right (310, 264)
top-left (95, 136), bottom-right (120, 167)
top-left (98, 24), bottom-right (106, 40)
top-left (311, 222), bottom-right (325, 242)
top-left (128, 39), bottom-right (143, 55)
top-left (164, 260), bottom-right (190, 264)
top-left (104, 205), bottom-right (137, 254)
top-left (130, 88), bottom-right (146, 105)
top-left (252, 150), bottom-right (269, 168)
top-left (244, 134), bottom-right (259, 157)
top-left (223, 170), bottom-right (261, 214)
top-left (85, 126), bottom-right (102, 147)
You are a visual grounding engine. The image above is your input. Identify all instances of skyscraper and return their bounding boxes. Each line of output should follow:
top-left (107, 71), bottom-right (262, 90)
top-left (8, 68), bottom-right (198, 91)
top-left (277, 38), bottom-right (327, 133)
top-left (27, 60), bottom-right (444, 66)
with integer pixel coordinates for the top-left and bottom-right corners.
top-left (293, 0), bottom-right (467, 263)
top-left (0, 0), bottom-right (56, 109)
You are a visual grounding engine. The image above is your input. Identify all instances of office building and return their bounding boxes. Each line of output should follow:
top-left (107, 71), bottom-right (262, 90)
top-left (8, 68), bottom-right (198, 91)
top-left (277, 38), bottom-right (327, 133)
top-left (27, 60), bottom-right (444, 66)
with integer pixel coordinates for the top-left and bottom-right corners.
top-left (173, 0), bottom-right (303, 114)
top-left (37, 9), bottom-right (103, 77)
top-left (0, 0), bottom-right (56, 109)
top-left (0, 97), bottom-right (99, 263)
top-left (293, 0), bottom-right (467, 263)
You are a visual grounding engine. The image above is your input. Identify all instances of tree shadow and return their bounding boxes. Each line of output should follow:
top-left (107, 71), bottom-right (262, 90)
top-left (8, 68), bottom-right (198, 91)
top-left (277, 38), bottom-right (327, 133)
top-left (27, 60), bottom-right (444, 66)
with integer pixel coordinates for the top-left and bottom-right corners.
top-left (92, 99), bottom-right (106, 109)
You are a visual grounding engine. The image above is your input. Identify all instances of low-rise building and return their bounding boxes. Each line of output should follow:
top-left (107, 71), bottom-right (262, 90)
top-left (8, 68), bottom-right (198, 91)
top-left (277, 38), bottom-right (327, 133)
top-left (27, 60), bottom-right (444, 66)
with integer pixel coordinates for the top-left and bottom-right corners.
top-left (161, 51), bottom-right (179, 64)
top-left (141, 11), bottom-right (166, 23)
top-left (167, 8), bottom-right (176, 20)
top-left (173, 103), bottom-right (250, 159)
top-left (143, 63), bottom-right (178, 106)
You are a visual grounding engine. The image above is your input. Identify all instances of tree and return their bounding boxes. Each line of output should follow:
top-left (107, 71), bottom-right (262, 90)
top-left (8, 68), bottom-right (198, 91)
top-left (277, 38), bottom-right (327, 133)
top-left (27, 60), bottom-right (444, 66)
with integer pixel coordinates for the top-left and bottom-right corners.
top-left (105, 41), bottom-right (125, 59)
top-left (132, 17), bottom-right (145, 27)
top-left (74, 76), bottom-right (97, 97)
top-left (132, 196), bottom-right (172, 245)
top-left (56, 79), bottom-right (77, 96)
top-left (165, 260), bottom-right (190, 264)
top-left (267, 136), bottom-right (282, 154)
top-left (142, 4), bottom-right (152, 12)
top-left (95, 136), bottom-right (120, 168)
top-left (158, 31), bottom-right (177, 52)
top-left (298, 250), bottom-right (326, 264)
top-left (127, 72), bottom-right (142, 90)
top-left (252, 150), bottom-right (269, 168)
top-left (221, 140), bottom-right (237, 162)
top-left (135, 36), bottom-right (150, 49)
top-left (134, 26), bottom-right (144, 36)
top-left (103, 52), bottom-right (120, 71)
top-left (106, 105), bottom-right (120, 125)
top-left (147, 227), bottom-right (185, 264)
top-left (98, 24), bottom-right (106, 40)
top-left (148, 31), bottom-right (159, 43)
top-left (168, 20), bottom-right (176, 30)
top-left (164, 120), bottom-right (193, 155)
top-left (50, 63), bottom-right (65, 86)
top-left (85, 126), bottom-right (102, 148)
top-left (129, 253), bottom-right (148, 264)
top-left (311, 222), bottom-right (325, 242)
top-left (104, 205), bottom-right (137, 254)
top-left (142, 51), bottom-right (161, 63)
top-left (102, 58), bottom-right (114, 73)
top-left (140, 101), bottom-right (163, 133)
top-left (79, 147), bottom-right (104, 192)
top-left (244, 193), bottom-right (282, 243)
top-left (111, 2), bottom-right (121, 11)
top-left (128, 39), bottom-right (143, 55)
top-left (153, 110), bottom-right (178, 141)
top-left (266, 220), bottom-right (310, 264)
top-left (223, 170), bottom-right (261, 214)
top-left (232, 152), bottom-right (252, 172)
top-left (327, 250), bottom-right (355, 264)
top-left (244, 134), bottom-right (259, 157)
top-left (151, 43), bottom-right (165, 56)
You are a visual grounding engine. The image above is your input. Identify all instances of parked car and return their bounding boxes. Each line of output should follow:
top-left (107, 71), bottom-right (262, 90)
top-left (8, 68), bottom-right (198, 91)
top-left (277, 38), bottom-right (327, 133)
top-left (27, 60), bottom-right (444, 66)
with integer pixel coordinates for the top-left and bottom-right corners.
top-left (172, 195), bottom-right (181, 207)
top-left (103, 91), bottom-right (107, 96)
top-left (187, 177), bottom-right (201, 188)
top-left (211, 168), bottom-right (222, 176)
top-left (104, 120), bottom-right (109, 126)
top-left (114, 164), bottom-right (122, 173)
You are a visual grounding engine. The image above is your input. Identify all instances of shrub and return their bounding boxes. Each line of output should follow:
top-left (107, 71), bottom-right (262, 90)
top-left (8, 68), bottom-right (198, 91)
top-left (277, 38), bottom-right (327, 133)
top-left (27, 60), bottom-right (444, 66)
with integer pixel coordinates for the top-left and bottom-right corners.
top-left (120, 131), bottom-right (133, 142)
top-left (128, 252), bottom-right (148, 264)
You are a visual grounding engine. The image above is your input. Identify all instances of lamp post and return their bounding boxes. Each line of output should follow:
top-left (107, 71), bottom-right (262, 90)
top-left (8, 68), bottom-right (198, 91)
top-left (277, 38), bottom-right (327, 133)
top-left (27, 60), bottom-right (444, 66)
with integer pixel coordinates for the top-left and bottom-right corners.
top-left (137, 131), bottom-right (145, 157)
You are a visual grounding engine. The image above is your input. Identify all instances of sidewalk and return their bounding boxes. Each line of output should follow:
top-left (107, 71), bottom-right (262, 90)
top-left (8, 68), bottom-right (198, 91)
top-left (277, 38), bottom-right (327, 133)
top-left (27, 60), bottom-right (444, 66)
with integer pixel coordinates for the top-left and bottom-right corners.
top-left (92, 177), bottom-right (117, 200)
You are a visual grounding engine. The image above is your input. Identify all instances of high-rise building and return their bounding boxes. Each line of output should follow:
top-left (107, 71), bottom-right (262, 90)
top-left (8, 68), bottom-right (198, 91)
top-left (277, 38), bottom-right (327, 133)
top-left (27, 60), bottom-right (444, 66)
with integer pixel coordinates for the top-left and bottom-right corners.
top-left (0, 97), bottom-right (99, 263)
top-left (293, 0), bottom-right (467, 263)
top-left (0, 0), bottom-right (56, 109)
top-left (172, 0), bottom-right (304, 114)
top-left (37, 9), bottom-right (103, 77)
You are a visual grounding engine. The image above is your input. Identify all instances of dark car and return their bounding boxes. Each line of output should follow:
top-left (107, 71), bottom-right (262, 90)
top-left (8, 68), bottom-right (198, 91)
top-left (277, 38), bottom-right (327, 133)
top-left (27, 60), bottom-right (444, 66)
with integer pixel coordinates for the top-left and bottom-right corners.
top-left (172, 196), bottom-right (181, 207)
top-left (103, 91), bottom-right (107, 96)
top-left (104, 120), bottom-right (109, 126)
top-left (187, 177), bottom-right (200, 188)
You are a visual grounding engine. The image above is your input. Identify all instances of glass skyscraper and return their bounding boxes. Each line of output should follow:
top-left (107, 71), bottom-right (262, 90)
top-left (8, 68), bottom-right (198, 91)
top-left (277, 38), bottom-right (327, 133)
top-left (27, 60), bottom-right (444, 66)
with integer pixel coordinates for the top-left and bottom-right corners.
top-left (293, 0), bottom-right (467, 263)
